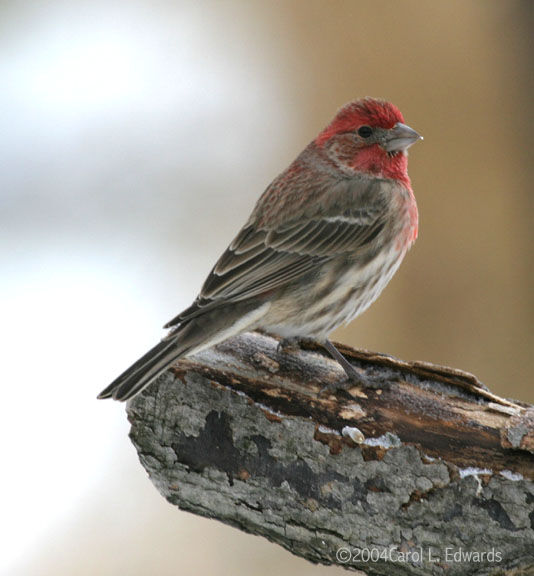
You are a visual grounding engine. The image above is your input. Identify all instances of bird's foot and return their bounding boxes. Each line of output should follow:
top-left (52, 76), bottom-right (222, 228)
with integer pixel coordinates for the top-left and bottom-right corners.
top-left (318, 366), bottom-right (368, 397)
top-left (318, 339), bottom-right (383, 396)
top-left (276, 336), bottom-right (318, 354)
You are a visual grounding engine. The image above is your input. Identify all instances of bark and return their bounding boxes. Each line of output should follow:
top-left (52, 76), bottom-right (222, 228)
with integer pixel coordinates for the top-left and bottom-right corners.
top-left (126, 332), bottom-right (534, 576)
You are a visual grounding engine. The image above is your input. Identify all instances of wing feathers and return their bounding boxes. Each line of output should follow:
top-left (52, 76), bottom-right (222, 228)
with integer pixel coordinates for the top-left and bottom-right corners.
top-left (165, 176), bottom-right (392, 329)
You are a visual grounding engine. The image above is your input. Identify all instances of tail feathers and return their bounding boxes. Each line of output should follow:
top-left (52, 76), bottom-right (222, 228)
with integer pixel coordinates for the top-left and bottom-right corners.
top-left (99, 300), bottom-right (267, 401)
top-left (97, 338), bottom-right (187, 401)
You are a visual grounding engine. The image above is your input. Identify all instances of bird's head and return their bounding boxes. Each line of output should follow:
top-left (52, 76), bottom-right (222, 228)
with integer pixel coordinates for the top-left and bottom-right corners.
top-left (316, 98), bottom-right (422, 187)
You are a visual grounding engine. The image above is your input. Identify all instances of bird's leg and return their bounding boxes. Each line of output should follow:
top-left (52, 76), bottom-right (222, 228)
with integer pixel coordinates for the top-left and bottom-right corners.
top-left (319, 340), bottom-right (369, 395)
top-left (277, 337), bottom-right (371, 394)
top-left (323, 340), bottom-right (364, 382)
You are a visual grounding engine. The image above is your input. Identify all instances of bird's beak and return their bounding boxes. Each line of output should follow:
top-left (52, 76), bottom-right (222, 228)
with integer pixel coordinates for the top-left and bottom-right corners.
top-left (384, 122), bottom-right (423, 153)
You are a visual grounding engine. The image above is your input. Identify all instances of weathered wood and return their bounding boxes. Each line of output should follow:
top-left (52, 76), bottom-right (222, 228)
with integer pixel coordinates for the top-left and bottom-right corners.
top-left (126, 332), bottom-right (534, 575)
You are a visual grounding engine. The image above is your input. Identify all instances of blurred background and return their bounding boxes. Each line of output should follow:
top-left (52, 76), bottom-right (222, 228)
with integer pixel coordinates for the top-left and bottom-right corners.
top-left (1, 1), bottom-right (531, 574)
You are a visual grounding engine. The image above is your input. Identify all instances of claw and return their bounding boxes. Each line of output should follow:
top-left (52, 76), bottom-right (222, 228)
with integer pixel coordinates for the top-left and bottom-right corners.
top-left (277, 337), bottom-right (300, 354)
top-left (318, 369), bottom-right (367, 397)
top-left (276, 336), bottom-right (318, 354)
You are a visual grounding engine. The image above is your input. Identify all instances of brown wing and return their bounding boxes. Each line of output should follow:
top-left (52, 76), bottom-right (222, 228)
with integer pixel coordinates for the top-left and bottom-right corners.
top-left (164, 176), bottom-right (390, 328)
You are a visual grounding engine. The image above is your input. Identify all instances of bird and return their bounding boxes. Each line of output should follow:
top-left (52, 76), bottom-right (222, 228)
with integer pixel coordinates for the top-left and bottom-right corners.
top-left (98, 97), bottom-right (422, 401)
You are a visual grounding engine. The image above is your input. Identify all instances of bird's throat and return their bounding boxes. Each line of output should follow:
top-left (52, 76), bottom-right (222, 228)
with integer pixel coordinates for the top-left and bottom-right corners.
top-left (351, 146), bottom-right (411, 189)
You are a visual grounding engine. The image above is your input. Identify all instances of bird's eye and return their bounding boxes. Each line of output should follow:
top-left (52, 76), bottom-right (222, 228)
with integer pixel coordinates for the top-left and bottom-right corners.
top-left (357, 125), bottom-right (373, 138)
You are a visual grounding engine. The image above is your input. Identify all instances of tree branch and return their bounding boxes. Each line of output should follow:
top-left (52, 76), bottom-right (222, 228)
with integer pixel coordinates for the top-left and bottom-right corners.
top-left (126, 332), bottom-right (534, 575)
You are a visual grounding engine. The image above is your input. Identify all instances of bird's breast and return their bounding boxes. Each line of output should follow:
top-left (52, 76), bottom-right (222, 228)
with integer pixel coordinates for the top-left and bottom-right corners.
top-left (262, 246), bottom-right (406, 340)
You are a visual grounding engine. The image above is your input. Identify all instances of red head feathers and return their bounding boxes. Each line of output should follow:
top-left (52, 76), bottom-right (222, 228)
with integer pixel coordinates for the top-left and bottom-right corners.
top-left (316, 98), bottom-right (405, 145)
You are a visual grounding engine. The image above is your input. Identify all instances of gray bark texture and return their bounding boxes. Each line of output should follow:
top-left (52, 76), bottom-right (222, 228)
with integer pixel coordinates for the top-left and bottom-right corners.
top-left (126, 332), bottom-right (534, 576)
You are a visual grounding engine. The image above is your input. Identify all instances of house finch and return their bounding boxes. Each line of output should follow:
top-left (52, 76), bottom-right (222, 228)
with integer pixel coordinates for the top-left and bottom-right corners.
top-left (98, 98), bottom-right (422, 401)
